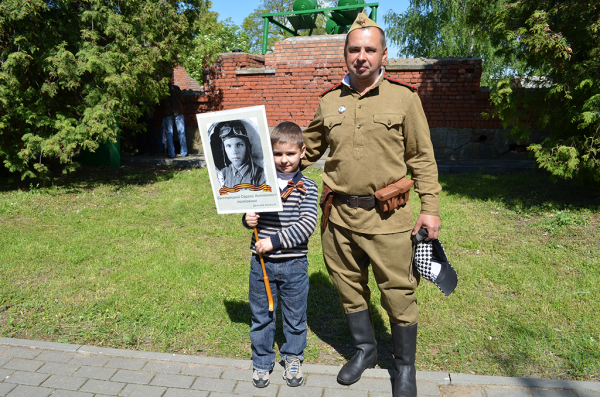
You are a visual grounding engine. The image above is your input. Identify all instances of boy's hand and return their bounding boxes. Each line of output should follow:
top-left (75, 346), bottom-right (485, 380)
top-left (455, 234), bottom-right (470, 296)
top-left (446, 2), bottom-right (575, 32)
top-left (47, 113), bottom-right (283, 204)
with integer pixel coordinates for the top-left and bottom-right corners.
top-left (245, 212), bottom-right (260, 228)
top-left (255, 237), bottom-right (273, 254)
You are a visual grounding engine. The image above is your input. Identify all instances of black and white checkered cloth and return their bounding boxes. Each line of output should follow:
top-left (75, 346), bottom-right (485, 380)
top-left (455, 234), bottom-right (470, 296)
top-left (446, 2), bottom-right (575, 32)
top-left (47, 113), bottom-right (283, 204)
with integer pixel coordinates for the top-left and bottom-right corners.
top-left (412, 230), bottom-right (458, 297)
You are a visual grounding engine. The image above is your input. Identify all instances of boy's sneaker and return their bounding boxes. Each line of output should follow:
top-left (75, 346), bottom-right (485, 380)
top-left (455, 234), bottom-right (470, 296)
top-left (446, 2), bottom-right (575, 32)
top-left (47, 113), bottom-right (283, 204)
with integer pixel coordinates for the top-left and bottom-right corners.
top-left (283, 357), bottom-right (304, 387)
top-left (252, 369), bottom-right (270, 388)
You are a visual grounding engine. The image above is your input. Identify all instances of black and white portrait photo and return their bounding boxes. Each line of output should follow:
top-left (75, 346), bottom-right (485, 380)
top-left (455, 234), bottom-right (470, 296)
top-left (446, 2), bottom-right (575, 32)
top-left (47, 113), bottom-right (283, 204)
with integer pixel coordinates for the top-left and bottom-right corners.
top-left (196, 106), bottom-right (282, 214)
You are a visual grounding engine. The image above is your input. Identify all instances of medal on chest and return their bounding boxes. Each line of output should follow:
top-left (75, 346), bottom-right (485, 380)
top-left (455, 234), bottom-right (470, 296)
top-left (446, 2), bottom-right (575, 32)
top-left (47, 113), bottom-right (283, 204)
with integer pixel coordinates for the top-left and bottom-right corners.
top-left (338, 105), bottom-right (346, 114)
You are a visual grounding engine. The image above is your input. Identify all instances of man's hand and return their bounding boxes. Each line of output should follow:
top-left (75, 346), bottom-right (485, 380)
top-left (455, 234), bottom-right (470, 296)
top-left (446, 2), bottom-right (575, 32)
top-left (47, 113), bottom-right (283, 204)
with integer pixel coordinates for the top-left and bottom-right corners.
top-left (412, 214), bottom-right (441, 241)
top-left (245, 212), bottom-right (260, 228)
top-left (255, 237), bottom-right (273, 254)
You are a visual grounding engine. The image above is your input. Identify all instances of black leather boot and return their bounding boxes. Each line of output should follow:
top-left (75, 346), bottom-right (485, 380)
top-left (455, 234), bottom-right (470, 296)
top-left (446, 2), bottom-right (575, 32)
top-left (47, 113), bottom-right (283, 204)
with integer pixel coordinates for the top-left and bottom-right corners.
top-left (337, 309), bottom-right (378, 385)
top-left (391, 322), bottom-right (418, 397)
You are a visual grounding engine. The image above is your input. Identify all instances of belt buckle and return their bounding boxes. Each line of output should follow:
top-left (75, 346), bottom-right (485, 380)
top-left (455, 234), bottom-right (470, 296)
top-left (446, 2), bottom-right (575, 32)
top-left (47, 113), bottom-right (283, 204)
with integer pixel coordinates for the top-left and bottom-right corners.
top-left (347, 195), bottom-right (359, 209)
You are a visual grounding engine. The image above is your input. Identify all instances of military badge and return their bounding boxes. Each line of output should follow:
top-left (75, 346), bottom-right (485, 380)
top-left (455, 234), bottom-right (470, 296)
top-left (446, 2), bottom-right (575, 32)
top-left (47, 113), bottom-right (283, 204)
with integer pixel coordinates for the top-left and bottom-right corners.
top-left (338, 105), bottom-right (346, 114)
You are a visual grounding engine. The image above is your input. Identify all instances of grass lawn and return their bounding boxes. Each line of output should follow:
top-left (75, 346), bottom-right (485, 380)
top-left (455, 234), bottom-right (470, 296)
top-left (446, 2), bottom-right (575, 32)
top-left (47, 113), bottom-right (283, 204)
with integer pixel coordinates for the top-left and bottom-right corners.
top-left (1, 163), bottom-right (599, 381)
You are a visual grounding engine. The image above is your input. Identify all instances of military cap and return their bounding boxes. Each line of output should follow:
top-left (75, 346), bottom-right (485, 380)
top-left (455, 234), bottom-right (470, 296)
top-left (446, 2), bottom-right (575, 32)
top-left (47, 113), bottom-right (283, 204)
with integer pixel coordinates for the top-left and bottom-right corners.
top-left (347, 12), bottom-right (383, 34)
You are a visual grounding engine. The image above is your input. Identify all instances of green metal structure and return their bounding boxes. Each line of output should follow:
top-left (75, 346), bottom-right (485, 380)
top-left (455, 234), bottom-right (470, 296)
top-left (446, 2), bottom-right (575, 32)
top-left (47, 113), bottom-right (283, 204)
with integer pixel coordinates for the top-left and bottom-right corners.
top-left (261, 1), bottom-right (379, 55)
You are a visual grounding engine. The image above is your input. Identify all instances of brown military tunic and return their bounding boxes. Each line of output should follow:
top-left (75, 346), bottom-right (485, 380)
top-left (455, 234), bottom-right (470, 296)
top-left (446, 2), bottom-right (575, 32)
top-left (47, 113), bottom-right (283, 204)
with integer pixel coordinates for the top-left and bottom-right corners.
top-left (302, 75), bottom-right (441, 233)
top-left (302, 74), bottom-right (441, 324)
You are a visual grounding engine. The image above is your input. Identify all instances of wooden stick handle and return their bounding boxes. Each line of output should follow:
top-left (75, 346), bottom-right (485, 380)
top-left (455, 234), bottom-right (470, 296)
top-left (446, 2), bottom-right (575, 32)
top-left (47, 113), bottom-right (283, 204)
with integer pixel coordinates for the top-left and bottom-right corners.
top-left (254, 228), bottom-right (274, 312)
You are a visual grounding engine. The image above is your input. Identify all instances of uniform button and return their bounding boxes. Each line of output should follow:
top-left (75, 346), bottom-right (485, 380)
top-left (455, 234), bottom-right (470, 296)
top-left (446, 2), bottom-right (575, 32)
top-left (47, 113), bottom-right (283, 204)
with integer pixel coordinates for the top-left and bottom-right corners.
top-left (387, 120), bottom-right (391, 125)
top-left (358, 105), bottom-right (362, 109)
top-left (357, 125), bottom-right (361, 129)
top-left (329, 123), bottom-right (332, 128)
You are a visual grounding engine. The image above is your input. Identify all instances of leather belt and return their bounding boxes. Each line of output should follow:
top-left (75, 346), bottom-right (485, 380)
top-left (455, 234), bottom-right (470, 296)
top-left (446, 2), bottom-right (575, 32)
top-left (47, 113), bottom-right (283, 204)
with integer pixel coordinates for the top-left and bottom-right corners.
top-left (336, 193), bottom-right (376, 209)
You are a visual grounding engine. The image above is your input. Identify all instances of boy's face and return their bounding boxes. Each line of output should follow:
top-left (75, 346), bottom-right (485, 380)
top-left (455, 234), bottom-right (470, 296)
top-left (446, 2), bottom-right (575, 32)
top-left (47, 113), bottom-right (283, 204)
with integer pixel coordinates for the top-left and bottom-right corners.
top-left (273, 141), bottom-right (306, 174)
top-left (223, 137), bottom-right (247, 168)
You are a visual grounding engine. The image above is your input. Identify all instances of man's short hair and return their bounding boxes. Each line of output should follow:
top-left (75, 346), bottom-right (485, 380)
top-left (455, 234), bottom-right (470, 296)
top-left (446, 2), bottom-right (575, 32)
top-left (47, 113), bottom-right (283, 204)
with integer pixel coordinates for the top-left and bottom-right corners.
top-left (344, 26), bottom-right (387, 53)
top-left (270, 122), bottom-right (304, 147)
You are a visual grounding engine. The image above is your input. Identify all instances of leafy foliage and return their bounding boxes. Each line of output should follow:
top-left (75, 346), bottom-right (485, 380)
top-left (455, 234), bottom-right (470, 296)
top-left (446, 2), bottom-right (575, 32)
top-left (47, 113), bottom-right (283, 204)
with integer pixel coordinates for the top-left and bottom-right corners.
top-left (384, 0), bottom-right (522, 86)
top-left (182, 17), bottom-right (251, 84)
top-left (0, 0), bottom-right (210, 179)
top-left (242, 0), bottom-right (332, 53)
top-left (475, 1), bottom-right (600, 181)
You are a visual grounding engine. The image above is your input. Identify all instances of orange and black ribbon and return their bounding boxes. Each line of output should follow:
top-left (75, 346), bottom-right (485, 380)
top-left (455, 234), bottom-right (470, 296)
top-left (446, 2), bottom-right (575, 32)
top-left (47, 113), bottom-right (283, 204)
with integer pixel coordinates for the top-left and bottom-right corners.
top-left (219, 183), bottom-right (272, 196)
top-left (280, 180), bottom-right (306, 201)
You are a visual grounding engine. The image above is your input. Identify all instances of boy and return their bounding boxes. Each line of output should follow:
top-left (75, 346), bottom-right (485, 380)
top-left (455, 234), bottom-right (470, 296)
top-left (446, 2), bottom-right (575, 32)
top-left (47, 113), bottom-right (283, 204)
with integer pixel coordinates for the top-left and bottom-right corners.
top-left (243, 122), bottom-right (319, 388)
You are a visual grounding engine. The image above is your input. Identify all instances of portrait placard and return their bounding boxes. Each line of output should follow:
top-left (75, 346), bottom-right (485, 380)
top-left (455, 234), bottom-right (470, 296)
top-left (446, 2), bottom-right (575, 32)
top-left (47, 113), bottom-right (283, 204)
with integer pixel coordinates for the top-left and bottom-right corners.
top-left (196, 106), bottom-right (282, 214)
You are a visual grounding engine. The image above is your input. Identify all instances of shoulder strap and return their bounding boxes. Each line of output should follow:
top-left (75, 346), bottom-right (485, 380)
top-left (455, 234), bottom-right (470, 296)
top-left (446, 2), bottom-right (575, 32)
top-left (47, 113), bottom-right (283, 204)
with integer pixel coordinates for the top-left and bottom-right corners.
top-left (384, 76), bottom-right (418, 92)
top-left (319, 82), bottom-right (343, 97)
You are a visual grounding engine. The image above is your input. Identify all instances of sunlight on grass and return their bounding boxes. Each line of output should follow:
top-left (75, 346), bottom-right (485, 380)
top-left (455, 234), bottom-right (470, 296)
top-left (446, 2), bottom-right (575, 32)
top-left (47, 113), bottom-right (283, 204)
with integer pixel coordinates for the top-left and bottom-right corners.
top-left (1, 166), bottom-right (598, 380)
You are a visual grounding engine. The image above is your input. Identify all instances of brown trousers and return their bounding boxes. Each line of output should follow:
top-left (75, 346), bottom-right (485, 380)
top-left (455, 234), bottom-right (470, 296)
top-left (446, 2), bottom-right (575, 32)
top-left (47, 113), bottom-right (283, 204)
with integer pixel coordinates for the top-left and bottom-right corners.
top-left (321, 221), bottom-right (419, 325)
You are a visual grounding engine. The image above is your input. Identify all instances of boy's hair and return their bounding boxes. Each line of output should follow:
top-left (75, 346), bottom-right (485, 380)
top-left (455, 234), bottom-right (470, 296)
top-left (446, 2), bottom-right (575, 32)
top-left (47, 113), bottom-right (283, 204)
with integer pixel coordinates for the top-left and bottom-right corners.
top-left (270, 122), bottom-right (304, 147)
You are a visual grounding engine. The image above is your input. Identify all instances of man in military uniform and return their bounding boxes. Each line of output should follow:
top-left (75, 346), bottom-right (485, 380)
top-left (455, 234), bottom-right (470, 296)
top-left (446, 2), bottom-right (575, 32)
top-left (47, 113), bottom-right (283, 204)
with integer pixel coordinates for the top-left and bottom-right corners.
top-left (301, 13), bottom-right (442, 397)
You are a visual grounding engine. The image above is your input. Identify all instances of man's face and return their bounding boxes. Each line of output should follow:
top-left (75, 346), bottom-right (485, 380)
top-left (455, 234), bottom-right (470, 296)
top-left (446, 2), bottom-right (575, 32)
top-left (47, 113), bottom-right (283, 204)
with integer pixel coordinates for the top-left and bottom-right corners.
top-left (223, 137), bottom-right (247, 168)
top-left (344, 27), bottom-right (387, 87)
top-left (273, 141), bottom-right (306, 174)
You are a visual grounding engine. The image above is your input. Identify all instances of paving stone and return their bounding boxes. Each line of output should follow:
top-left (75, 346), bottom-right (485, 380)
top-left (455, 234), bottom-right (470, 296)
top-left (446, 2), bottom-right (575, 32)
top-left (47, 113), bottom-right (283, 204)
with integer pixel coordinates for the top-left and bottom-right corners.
top-left (532, 389), bottom-right (576, 397)
top-left (4, 371), bottom-right (49, 386)
top-left (221, 369), bottom-right (248, 381)
top-left (36, 363), bottom-right (79, 376)
top-left (305, 374), bottom-right (346, 389)
top-left (34, 351), bottom-right (74, 364)
top-left (72, 366), bottom-right (117, 381)
top-left (233, 381), bottom-right (280, 396)
top-left (485, 386), bottom-right (532, 397)
top-left (181, 365), bottom-right (223, 378)
top-left (105, 358), bottom-right (147, 371)
top-left (127, 384), bottom-right (167, 397)
top-left (348, 377), bottom-right (392, 392)
top-left (142, 361), bottom-right (184, 374)
top-left (323, 388), bottom-right (368, 397)
top-left (191, 377), bottom-right (236, 393)
top-left (68, 355), bottom-right (110, 367)
top-left (149, 373), bottom-right (195, 388)
top-left (49, 391), bottom-right (94, 397)
top-left (278, 385), bottom-right (324, 397)
top-left (3, 348), bottom-right (41, 360)
top-left (78, 379), bottom-right (125, 395)
top-left (0, 347), bottom-right (9, 354)
top-left (163, 389), bottom-right (209, 397)
top-left (576, 391), bottom-right (600, 397)
top-left (417, 382), bottom-right (440, 396)
top-left (0, 369), bottom-right (14, 380)
top-left (5, 385), bottom-right (53, 397)
top-left (369, 392), bottom-right (393, 397)
top-left (40, 375), bottom-right (86, 390)
top-left (110, 369), bottom-right (154, 385)
top-left (3, 359), bottom-right (44, 372)
top-left (0, 383), bottom-right (16, 397)
top-left (116, 384), bottom-right (138, 396)
top-left (208, 393), bottom-right (246, 397)
top-left (0, 358), bottom-right (11, 366)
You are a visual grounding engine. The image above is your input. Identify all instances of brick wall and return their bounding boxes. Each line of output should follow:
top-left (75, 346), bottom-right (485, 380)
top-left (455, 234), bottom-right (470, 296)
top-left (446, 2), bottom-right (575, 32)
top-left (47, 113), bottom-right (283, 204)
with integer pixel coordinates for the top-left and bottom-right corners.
top-left (163, 34), bottom-right (515, 156)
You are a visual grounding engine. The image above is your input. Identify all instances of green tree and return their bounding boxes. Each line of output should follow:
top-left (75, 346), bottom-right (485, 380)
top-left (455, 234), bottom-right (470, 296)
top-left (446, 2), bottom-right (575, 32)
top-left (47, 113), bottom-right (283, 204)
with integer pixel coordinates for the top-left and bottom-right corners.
top-left (384, 0), bottom-right (521, 86)
top-left (182, 17), bottom-right (251, 84)
top-left (242, 0), bottom-right (332, 54)
top-left (475, 0), bottom-right (600, 181)
top-left (0, 0), bottom-right (210, 179)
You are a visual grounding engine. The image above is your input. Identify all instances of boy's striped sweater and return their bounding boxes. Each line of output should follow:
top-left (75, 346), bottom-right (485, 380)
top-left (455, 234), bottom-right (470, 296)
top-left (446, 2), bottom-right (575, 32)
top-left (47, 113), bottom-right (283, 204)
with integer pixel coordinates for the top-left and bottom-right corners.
top-left (243, 170), bottom-right (318, 258)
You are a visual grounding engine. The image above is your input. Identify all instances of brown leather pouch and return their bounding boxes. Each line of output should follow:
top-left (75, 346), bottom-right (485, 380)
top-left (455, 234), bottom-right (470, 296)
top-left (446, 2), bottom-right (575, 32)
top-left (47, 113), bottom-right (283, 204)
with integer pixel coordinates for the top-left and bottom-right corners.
top-left (374, 178), bottom-right (414, 213)
top-left (319, 184), bottom-right (335, 229)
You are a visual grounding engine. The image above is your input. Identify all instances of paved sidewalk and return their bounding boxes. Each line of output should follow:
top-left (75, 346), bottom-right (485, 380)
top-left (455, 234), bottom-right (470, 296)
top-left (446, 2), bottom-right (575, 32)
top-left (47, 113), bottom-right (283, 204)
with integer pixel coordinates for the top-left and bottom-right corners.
top-left (1, 338), bottom-right (598, 397)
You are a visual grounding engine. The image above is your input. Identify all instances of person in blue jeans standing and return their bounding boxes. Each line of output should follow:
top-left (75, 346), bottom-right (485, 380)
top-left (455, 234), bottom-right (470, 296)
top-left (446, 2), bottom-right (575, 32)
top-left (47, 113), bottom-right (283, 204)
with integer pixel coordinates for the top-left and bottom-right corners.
top-left (243, 122), bottom-right (318, 388)
top-left (162, 76), bottom-right (187, 158)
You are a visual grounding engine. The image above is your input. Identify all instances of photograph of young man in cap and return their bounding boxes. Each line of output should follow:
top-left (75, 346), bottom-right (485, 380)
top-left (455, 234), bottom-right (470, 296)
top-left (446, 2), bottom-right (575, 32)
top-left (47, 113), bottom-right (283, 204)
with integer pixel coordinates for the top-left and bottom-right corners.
top-left (213, 120), bottom-right (266, 190)
top-left (301, 12), bottom-right (442, 397)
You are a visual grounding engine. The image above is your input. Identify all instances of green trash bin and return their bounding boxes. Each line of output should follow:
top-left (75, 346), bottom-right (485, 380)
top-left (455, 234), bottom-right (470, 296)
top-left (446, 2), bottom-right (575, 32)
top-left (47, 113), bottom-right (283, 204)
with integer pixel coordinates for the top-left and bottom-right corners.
top-left (80, 135), bottom-right (121, 168)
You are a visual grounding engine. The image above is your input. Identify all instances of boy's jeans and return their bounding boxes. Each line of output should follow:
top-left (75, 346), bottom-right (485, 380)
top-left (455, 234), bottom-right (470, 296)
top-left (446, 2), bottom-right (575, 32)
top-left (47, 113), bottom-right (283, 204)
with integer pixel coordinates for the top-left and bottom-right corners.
top-left (163, 114), bottom-right (187, 158)
top-left (249, 255), bottom-right (309, 371)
